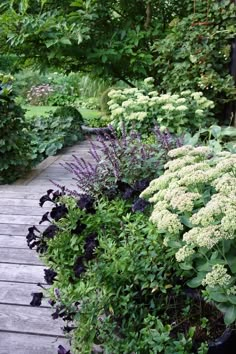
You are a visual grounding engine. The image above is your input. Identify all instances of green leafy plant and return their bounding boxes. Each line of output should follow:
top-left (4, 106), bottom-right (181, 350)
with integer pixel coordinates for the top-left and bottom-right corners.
top-left (0, 73), bottom-right (33, 183)
top-left (141, 145), bottom-right (236, 325)
top-left (107, 78), bottom-right (215, 134)
top-left (29, 106), bottom-right (84, 162)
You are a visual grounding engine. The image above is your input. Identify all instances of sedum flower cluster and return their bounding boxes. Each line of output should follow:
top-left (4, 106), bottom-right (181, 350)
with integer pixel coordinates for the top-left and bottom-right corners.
top-left (107, 78), bottom-right (215, 134)
top-left (141, 146), bottom-right (236, 315)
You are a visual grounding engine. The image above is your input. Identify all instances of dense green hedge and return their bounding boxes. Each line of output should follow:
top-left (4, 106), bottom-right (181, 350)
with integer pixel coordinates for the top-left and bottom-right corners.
top-left (0, 73), bottom-right (33, 183)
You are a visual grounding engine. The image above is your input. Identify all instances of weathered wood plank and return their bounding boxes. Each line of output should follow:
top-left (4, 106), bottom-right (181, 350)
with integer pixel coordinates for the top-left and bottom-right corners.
top-left (0, 235), bottom-right (28, 248)
top-left (0, 332), bottom-right (66, 354)
top-left (0, 206), bottom-right (49, 216)
top-left (0, 198), bottom-right (47, 207)
top-left (0, 263), bottom-right (45, 283)
top-left (0, 215), bottom-right (42, 225)
top-left (0, 224), bottom-right (45, 236)
top-left (0, 192), bottom-right (45, 200)
top-left (0, 248), bottom-right (42, 265)
top-left (0, 281), bottom-right (50, 306)
top-left (0, 304), bottom-right (63, 336)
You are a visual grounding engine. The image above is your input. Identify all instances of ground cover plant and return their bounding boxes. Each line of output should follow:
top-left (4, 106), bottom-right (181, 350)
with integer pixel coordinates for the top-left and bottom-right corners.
top-left (141, 145), bottom-right (236, 326)
top-left (0, 73), bottom-right (34, 183)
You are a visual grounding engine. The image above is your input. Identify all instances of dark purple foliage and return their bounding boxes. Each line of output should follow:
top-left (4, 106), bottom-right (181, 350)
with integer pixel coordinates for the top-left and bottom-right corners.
top-left (30, 292), bottom-right (43, 307)
top-left (44, 268), bottom-right (57, 285)
top-left (56, 125), bottom-right (182, 198)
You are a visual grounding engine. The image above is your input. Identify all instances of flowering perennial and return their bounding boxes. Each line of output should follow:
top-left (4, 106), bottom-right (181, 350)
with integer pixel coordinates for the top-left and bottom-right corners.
top-left (107, 78), bottom-right (214, 134)
top-left (141, 146), bottom-right (236, 309)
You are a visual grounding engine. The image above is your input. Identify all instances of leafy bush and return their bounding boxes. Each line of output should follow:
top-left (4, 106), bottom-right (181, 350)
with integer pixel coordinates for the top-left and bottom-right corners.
top-left (153, 1), bottom-right (236, 119)
top-left (30, 194), bottom-right (210, 354)
top-left (27, 84), bottom-right (54, 105)
top-left (46, 92), bottom-right (76, 106)
top-left (29, 106), bottom-right (84, 162)
top-left (107, 78), bottom-right (215, 135)
top-left (0, 73), bottom-right (33, 183)
top-left (141, 145), bottom-right (236, 325)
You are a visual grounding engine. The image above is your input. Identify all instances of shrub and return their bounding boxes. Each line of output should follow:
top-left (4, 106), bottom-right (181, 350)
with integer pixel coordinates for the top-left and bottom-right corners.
top-left (141, 145), bottom-right (236, 325)
top-left (29, 106), bottom-right (84, 162)
top-left (0, 73), bottom-right (33, 183)
top-left (107, 78), bottom-right (215, 135)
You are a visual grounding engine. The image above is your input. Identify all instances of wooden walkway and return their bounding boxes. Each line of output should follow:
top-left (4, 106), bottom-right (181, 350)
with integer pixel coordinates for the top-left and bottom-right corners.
top-left (0, 140), bottom-right (92, 354)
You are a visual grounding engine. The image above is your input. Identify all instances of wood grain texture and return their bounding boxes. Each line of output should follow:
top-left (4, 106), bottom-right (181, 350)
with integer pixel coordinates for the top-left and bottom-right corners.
top-left (0, 332), bottom-right (67, 354)
top-left (0, 304), bottom-right (63, 336)
top-left (0, 206), bottom-right (49, 216)
top-left (0, 198), bottom-right (47, 207)
top-left (0, 191), bottom-right (45, 200)
top-left (0, 281), bottom-right (50, 306)
top-left (0, 248), bottom-right (42, 265)
top-left (0, 235), bottom-right (27, 248)
top-left (0, 224), bottom-right (45, 236)
top-left (0, 263), bottom-right (45, 283)
top-left (0, 214), bottom-right (43, 225)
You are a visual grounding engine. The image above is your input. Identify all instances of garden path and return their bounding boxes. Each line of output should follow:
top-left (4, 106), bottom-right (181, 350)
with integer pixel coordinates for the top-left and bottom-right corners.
top-left (0, 139), bottom-right (93, 354)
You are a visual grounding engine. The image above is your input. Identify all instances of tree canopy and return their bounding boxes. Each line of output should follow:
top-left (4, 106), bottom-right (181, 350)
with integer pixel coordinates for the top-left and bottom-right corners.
top-left (0, 0), bottom-right (190, 83)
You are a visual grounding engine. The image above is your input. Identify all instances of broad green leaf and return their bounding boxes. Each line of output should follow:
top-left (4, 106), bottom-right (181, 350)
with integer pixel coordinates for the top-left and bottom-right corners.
top-left (210, 292), bottom-right (227, 303)
top-left (187, 274), bottom-right (205, 288)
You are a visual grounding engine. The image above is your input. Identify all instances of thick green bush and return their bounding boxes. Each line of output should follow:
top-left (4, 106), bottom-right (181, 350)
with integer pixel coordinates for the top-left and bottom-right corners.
top-left (29, 106), bottom-right (84, 162)
top-left (0, 73), bottom-right (33, 183)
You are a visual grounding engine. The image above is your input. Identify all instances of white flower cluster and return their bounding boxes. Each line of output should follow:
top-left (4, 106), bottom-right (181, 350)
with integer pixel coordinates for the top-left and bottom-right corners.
top-left (107, 78), bottom-right (214, 133)
top-left (141, 146), bottom-right (236, 270)
top-left (202, 265), bottom-right (231, 288)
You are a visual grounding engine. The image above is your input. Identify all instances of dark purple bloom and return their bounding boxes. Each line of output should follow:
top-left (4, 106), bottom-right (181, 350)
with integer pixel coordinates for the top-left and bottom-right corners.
top-left (48, 299), bottom-right (56, 307)
top-left (50, 204), bottom-right (68, 221)
top-left (77, 194), bottom-right (95, 213)
top-left (84, 233), bottom-right (98, 260)
top-left (132, 198), bottom-right (150, 213)
top-left (72, 220), bottom-right (86, 235)
top-left (74, 256), bottom-right (86, 278)
top-left (122, 187), bottom-right (135, 200)
top-left (44, 269), bottom-right (57, 285)
top-left (43, 224), bottom-right (58, 239)
top-left (52, 187), bottom-right (65, 202)
top-left (26, 226), bottom-right (40, 243)
top-left (30, 292), bottom-right (43, 307)
top-left (39, 211), bottom-right (50, 224)
top-left (63, 325), bottom-right (76, 333)
top-left (39, 189), bottom-right (54, 207)
top-left (116, 180), bottom-right (130, 192)
top-left (58, 345), bottom-right (71, 354)
top-left (133, 179), bottom-right (150, 192)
